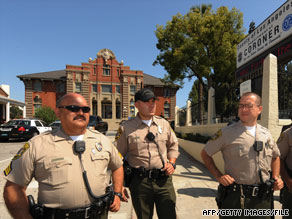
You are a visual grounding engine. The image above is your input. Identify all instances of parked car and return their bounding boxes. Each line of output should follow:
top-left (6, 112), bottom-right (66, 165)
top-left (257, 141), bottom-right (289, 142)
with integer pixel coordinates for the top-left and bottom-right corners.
top-left (88, 115), bottom-right (108, 134)
top-left (0, 118), bottom-right (52, 141)
top-left (49, 120), bottom-right (61, 131)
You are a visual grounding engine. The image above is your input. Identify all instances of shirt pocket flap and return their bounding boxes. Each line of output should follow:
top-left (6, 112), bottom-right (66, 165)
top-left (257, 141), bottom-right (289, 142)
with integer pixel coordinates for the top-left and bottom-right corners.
top-left (91, 152), bottom-right (109, 161)
top-left (264, 148), bottom-right (273, 157)
top-left (44, 157), bottom-right (72, 169)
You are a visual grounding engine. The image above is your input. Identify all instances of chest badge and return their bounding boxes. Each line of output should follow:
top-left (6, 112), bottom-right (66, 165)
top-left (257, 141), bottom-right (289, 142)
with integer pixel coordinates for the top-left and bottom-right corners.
top-left (158, 126), bottom-right (162, 134)
top-left (95, 142), bottom-right (103, 152)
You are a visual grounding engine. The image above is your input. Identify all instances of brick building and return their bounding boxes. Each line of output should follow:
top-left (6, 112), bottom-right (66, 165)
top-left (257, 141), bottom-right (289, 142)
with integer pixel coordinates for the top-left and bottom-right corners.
top-left (17, 49), bottom-right (178, 129)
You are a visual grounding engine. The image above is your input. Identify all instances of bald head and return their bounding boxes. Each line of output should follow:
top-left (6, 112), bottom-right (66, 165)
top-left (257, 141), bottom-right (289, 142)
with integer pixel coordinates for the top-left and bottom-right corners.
top-left (57, 93), bottom-right (88, 107)
top-left (56, 93), bottom-right (90, 135)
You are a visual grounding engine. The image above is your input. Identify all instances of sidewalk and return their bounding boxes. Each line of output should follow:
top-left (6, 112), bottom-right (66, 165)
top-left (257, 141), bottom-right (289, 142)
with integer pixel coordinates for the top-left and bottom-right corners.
top-left (108, 147), bottom-right (219, 219)
top-left (109, 146), bottom-right (282, 219)
top-left (0, 139), bottom-right (282, 219)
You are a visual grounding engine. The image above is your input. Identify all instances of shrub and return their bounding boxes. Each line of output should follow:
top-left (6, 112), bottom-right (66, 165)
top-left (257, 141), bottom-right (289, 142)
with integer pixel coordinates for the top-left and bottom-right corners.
top-left (34, 106), bottom-right (58, 125)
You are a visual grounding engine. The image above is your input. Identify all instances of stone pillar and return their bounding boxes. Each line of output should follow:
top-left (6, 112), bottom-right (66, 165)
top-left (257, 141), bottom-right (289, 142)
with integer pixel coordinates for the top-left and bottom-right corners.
top-left (81, 72), bottom-right (90, 104)
top-left (122, 77), bottom-right (129, 119)
top-left (6, 102), bottom-right (10, 122)
top-left (175, 106), bottom-right (179, 127)
top-left (66, 72), bottom-right (74, 93)
top-left (261, 54), bottom-right (280, 138)
top-left (24, 80), bottom-right (33, 118)
top-left (186, 100), bottom-right (192, 126)
top-left (112, 95), bottom-right (116, 120)
top-left (207, 87), bottom-right (216, 124)
top-left (98, 93), bottom-right (102, 117)
top-left (170, 88), bottom-right (176, 121)
top-left (23, 106), bottom-right (26, 118)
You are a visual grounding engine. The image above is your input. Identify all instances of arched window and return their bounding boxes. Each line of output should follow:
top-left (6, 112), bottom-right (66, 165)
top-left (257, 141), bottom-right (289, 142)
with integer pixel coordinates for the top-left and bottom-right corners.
top-left (33, 95), bottom-right (42, 111)
top-left (103, 64), bottom-right (110, 76)
top-left (102, 99), bottom-right (112, 119)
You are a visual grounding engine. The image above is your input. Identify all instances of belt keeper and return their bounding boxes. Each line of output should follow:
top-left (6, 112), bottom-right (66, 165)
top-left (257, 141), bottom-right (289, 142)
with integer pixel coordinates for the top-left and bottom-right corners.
top-left (85, 207), bottom-right (90, 219)
top-left (240, 185), bottom-right (245, 209)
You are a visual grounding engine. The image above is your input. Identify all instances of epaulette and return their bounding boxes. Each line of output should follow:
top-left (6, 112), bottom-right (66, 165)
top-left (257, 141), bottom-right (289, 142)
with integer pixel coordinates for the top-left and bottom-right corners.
top-left (32, 130), bottom-right (52, 140)
top-left (260, 125), bottom-right (268, 130)
top-left (121, 118), bottom-right (135, 126)
top-left (154, 115), bottom-right (163, 119)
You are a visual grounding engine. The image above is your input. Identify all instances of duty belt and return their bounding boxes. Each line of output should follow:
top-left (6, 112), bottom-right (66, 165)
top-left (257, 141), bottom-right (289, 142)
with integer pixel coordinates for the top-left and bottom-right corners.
top-left (132, 167), bottom-right (167, 179)
top-left (42, 204), bottom-right (103, 219)
top-left (224, 183), bottom-right (266, 197)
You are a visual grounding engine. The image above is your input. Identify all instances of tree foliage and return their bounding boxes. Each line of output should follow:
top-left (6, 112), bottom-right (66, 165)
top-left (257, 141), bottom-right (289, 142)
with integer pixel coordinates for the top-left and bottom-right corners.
top-left (154, 4), bottom-right (245, 118)
top-left (34, 106), bottom-right (57, 125)
top-left (10, 106), bottom-right (23, 119)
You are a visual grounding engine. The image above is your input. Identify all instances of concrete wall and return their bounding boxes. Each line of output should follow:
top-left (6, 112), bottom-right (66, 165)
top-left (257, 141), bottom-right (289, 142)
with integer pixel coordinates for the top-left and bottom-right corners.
top-left (175, 123), bottom-right (227, 136)
top-left (178, 138), bottom-right (224, 173)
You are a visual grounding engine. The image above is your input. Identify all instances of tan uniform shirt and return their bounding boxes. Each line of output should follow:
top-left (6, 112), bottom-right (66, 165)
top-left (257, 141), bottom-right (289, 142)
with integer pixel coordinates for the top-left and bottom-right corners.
top-left (3, 128), bottom-right (123, 209)
top-left (116, 115), bottom-right (179, 169)
top-left (277, 127), bottom-right (292, 171)
top-left (204, 121), bottom-right (280, 185)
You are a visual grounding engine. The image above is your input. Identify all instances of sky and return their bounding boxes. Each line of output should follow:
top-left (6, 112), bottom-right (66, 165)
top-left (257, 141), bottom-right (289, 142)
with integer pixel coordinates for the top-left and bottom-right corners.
top-left (0, 0), bottom-right (287, 108)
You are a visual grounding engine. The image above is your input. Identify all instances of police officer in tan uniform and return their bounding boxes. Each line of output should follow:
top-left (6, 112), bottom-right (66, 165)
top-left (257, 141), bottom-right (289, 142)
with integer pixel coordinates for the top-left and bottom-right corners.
top-left (277, 126), bottom-right (292, 218)
top-left (3, 93), bottom-right (124, 219)
top-left (201, 92), bottom-right (283, 218)
top-left (116, 88), bottom-right (179, 219)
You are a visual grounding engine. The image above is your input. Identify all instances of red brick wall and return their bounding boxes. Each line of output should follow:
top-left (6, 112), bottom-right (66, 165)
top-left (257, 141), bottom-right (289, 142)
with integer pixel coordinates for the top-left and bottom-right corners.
top-left (32, 81), bottom-right (57, 114)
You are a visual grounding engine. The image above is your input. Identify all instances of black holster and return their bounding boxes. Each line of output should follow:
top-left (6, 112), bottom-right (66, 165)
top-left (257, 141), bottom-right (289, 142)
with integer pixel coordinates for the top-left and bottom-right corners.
top-left (123, 160), bottom-right (132, 187)
top-left (27, 195), bottom-right (44, 219)
top-left (259, 179), bottom-right (274, 200)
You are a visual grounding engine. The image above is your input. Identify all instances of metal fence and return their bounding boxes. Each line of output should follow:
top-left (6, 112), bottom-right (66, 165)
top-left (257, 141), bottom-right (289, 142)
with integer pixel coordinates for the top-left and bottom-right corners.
top-left (278, 61), bottom-right (292, 119)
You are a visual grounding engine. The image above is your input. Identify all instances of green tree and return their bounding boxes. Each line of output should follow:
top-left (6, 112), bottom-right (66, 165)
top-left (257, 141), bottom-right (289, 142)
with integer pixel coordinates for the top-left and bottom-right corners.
top-left (154, 4), bottom-right (245, 120)
top-left (10, 106), bottom-right (23, 119)
top-left (34, 106), bottom-right (57, 125)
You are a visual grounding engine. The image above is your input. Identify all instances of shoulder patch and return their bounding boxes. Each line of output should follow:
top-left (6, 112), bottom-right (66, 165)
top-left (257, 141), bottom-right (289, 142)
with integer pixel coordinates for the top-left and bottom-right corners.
top-left (115, 127), bottom-right (123, 141)
top-left (3, 163), bottom-right (12, 176)
top-left (211, 130), bottom-right (222, 141)
top-left (12, 142), bottom-right (30, 161)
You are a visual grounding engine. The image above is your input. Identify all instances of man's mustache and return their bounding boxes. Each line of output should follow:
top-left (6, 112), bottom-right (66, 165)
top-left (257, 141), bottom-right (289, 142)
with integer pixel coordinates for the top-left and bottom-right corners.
top-left (73, 115), bottom-right (86, 120)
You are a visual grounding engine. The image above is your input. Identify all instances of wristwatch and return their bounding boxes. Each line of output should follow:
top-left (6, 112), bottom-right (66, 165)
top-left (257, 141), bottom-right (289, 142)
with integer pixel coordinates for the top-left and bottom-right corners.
top-left (114, 192), bottom-right (123, 200)
top-left (169, 162), bottom-right (176, 169)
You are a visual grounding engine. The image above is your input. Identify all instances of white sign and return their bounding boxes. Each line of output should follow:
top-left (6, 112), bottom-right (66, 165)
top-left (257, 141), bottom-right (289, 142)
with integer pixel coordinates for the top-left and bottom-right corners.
top-left (240, 80), bottom-right (251, 96)
top-left (237, 0), bottom-right (292, 68)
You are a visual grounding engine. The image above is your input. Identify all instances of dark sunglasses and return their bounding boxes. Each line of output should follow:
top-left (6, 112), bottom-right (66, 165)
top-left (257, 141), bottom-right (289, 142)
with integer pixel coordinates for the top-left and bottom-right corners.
top-left (58, 105), bottom-right (90, 113)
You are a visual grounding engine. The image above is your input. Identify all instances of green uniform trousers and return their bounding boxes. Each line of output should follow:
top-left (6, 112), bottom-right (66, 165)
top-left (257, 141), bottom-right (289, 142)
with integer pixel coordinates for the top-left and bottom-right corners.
top-left (220, 188), bottom-right (273, 219)
top-left (129, 175), bottom-right (176, 219)
top-left (280, 186), bottom-right (292, 219)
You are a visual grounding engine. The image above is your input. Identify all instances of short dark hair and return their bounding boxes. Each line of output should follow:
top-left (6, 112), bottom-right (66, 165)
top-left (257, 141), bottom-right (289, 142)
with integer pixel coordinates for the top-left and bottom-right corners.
top-left (241, 92), bottom-right (262, 106)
